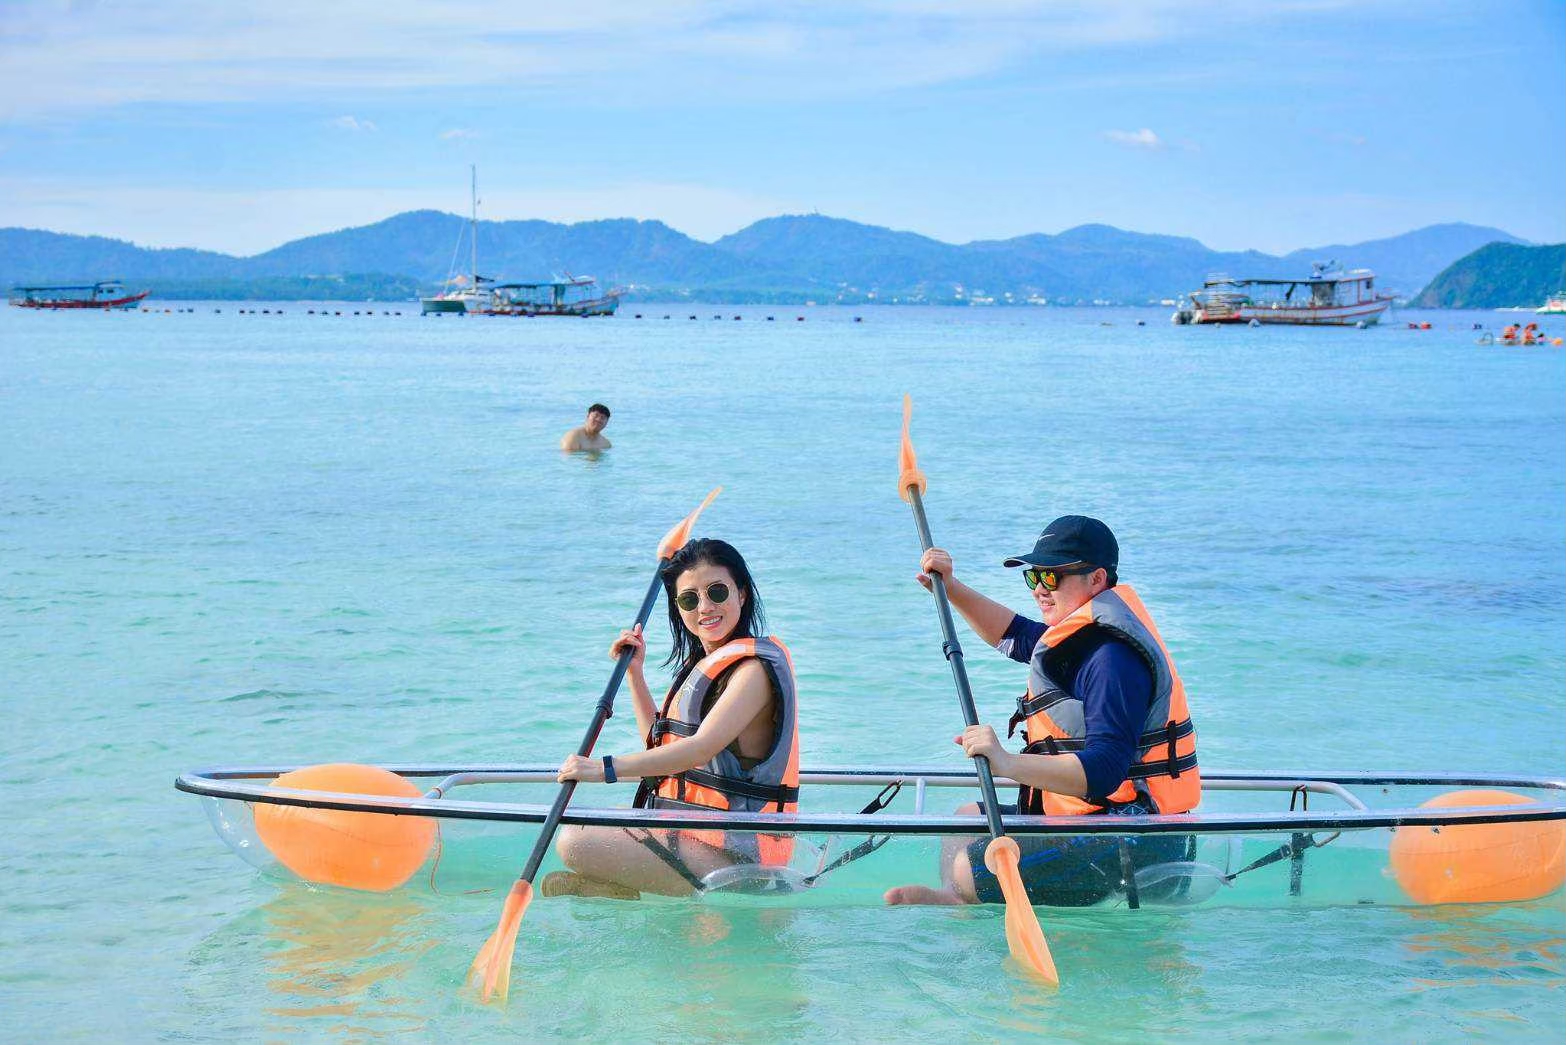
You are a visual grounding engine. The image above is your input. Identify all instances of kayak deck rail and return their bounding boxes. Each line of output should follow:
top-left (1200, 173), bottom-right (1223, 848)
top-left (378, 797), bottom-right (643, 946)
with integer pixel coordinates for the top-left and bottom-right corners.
top-left (175, 765), bottom-right (1566, 836)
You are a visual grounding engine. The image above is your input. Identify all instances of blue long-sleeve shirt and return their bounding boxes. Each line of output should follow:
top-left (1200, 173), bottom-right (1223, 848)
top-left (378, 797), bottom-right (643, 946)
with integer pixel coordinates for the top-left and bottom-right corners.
top-left (996, 614), bottom-right (1153, 804)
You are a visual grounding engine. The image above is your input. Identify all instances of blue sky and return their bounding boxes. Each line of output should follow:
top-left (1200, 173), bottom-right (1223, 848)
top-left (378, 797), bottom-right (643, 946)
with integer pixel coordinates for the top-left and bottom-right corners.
top-left (1, 0), bottom-right (1562, 256)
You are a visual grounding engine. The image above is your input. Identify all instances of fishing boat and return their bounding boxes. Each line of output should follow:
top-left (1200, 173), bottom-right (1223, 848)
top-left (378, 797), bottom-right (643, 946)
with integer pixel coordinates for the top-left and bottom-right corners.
top-left (421, 166), bottom-right (494, 315)
top-left (1171, 262), bottom-right (1393, 326)
top-left (479, 276), bottom-right (621, 317)
top-left (178, 762), bottom-right (1566, 910)
top-left (1538, 292), bottom-right (1566, 315)
top-left (8, 280), bottom-right (149, 310)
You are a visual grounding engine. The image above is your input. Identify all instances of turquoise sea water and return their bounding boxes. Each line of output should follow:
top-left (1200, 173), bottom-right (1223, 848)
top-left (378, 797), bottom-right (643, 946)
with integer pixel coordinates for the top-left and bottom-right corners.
top-left (2, 303), bottom-right (1563, 1043)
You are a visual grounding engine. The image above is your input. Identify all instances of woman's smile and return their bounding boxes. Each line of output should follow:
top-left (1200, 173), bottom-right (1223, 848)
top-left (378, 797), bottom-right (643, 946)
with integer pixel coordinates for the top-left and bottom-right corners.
top-left (673, 564), bottom-right (745, 650)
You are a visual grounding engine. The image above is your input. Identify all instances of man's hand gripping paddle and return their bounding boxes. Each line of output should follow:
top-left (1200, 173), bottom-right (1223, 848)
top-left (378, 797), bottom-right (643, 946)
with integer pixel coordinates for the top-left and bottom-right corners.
top-left (467, 487), bottom-right (722, 1003)
top-left (898, 397), bottom-right (1059, 985)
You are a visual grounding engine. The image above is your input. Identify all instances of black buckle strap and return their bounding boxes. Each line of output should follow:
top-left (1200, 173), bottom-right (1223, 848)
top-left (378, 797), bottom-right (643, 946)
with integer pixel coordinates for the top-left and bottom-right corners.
top-left (1126, 752), bottom-right (1198, 780)
top-left (802, 780), bottom-right (905, 886)
top-left (857, 780), bottom-right (903, 816)
top-left (648, 717), bottom-right (699, 744)
top-left (682, 767), bottom-right (800, 808)
top-left (1020, 735), bottom-right (1063, 756)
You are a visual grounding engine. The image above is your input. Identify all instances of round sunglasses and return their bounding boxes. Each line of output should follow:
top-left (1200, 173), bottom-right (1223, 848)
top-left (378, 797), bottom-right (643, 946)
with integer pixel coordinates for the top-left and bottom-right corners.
top-left (675, 582), bottom-right (732, 612)
top-left (1022, 565), bottom-right (1096, 591)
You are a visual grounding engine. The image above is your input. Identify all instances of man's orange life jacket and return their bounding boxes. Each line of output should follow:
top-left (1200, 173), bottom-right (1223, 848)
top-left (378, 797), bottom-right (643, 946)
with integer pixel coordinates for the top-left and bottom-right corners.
top-left (1010, 585), bottom-right (1199, 816)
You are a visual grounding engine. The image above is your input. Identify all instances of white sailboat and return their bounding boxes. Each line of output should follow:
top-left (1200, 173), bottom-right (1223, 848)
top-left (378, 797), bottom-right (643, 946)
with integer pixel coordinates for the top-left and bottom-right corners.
top-left (421, 166), bottom-right (492, 315)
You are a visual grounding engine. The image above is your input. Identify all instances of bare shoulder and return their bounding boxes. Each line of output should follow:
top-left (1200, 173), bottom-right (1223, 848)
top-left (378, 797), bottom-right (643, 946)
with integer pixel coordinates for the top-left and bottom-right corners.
top-left (725, 657), bottom-right (769, 689)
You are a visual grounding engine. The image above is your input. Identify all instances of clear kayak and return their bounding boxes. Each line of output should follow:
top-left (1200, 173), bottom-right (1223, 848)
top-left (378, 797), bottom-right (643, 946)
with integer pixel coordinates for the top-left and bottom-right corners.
top-left (177, 764), bottom-right (1566, 910)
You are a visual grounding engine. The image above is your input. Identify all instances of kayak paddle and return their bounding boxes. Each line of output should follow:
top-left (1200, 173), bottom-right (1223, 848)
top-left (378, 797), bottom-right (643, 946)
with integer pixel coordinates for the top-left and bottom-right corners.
top-left (468, 487), bottom-right (722, 1002)
top-left (898, 396), bottom-right (1059, 985)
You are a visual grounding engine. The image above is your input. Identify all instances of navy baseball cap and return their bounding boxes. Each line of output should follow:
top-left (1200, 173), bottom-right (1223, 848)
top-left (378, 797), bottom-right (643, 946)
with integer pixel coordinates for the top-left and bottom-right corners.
top-left (1002, 515), bottom-right (1119, 570)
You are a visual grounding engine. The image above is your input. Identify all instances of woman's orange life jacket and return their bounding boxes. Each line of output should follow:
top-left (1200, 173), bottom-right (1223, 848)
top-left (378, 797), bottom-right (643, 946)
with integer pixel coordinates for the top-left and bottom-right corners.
top-left (640, 636), bottom-right (800, 864)
top-left (1010, 585), bottom-right (1199, 816)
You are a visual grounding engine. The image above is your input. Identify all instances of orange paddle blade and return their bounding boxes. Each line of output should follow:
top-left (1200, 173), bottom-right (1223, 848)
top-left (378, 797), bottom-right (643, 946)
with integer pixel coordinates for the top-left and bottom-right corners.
top-left (657, 487), bottom-right (722, 561)
top-left (898, 395), bottom-right (927, 503)
top-left (983, 837), bottom-right (1060, 985)
top-left (467, 879), bottom-right (533, 1003)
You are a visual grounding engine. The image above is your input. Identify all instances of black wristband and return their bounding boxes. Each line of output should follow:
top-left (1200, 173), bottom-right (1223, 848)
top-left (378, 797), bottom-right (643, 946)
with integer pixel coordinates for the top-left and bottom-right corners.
top-left (602, 755), bottom-right (617, 784)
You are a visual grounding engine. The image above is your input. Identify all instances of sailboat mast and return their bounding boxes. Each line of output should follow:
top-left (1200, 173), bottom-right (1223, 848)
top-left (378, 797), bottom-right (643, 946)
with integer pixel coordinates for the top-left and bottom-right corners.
top-left (469, 164), bottom-right (478, 285)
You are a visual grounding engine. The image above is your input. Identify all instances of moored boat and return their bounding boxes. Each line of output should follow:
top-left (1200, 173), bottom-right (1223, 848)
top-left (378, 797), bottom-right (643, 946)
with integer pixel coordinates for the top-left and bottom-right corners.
top-left (478, 276), bottom-right (621, 317)
top-left (1538, 292), bottom-right (1566, 315)
top-left (421, 165), bottom-right (493, 315)
top-left (8, 280), bottom-right (150, 310)
top-left (179, 762), bottom-right (1566, 909)
top-left (420, 276), bottom-right (493, 315)
top-left (1172, 262), bottom-right (1394, 326)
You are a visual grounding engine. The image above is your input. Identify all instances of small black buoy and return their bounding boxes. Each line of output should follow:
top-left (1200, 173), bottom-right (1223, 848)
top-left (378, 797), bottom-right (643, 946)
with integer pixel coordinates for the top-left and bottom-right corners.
top-left (854, 316), bottom-right (862, 323)
top-left (733, 315), bottom-right (741, 321)
top-left (689, 315), bottom-right (697, 320)
top-left (796, 316), bottom-right (804, 322)
top-left (766, 316), bottom-right (774, 321)
top-left (634, 313), bottom-right (643, 319)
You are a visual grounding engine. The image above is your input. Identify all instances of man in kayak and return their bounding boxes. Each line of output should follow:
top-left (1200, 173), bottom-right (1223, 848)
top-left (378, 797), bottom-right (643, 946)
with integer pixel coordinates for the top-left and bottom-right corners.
top-left (886, 515), bottom-right (1199, 907)
top-left (560, 403), bottom-right (613, 452)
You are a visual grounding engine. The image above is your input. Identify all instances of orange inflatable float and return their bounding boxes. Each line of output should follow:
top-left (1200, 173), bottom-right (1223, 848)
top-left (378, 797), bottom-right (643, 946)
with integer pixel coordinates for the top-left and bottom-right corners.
top-left (254, 763), bottom-right (436, 891)
top-left (1390, 790), bottom-right (1566, 905)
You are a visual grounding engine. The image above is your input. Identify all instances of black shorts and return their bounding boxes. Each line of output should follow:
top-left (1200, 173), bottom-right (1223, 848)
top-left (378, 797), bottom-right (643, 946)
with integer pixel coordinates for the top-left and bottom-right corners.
top-left (966, 802), bottom-right (1189, 907)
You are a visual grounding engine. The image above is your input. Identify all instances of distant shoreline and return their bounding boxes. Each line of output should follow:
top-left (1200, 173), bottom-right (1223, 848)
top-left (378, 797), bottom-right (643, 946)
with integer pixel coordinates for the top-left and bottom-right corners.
top-left (4, 215), bottom-right (1543, 310)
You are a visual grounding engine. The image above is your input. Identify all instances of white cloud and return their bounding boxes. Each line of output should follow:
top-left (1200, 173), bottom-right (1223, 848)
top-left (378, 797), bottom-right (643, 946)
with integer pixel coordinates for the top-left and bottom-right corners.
top-left (0, 0), bottom-right (1405, 118)
top-left (1102, 128), bottom-right (1201, 152)
top-left (1104, 128), bottom-right (1166, 150)
top-left (330, 115), bottom-right (377, 131)
top-left (438, 128), bottom-right (477, 140)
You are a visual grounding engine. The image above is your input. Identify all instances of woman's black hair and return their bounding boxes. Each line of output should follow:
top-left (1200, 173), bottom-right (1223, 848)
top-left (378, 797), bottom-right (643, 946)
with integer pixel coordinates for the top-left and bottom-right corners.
top-left (661, 538), bottom-right (766, 682)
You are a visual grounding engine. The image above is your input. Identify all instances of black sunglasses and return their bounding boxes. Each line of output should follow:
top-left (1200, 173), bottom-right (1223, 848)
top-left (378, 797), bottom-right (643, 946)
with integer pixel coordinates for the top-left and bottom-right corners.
top-left (1022, 565), bottom-right (1096, 591)
top-left (675, 582), bottom-right (732, 612)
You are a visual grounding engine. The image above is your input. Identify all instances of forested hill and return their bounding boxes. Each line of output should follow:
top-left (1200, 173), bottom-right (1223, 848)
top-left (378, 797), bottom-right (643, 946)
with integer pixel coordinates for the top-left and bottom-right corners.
top-left (1, 216), bottom-right (1524, 304)
top-left (1412, 242), bottom-right (1566, 309)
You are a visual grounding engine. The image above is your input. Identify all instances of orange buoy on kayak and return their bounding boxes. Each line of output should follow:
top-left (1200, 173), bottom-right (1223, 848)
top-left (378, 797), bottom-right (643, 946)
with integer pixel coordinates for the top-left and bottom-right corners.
top-left (254, 763), bottom-right (436, 891)
top-left (1390, 790), bottom-right (1566, 905)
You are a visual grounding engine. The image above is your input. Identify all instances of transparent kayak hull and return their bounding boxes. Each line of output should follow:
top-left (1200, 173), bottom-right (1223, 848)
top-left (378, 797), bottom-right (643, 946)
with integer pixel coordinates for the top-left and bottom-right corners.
top-left (179, 765), bottom-right (1566, 910)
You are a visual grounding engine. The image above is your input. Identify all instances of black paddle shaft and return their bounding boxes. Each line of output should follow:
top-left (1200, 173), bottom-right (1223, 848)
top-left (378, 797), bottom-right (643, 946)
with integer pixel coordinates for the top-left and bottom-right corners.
top-left (906, 485), bottom-right (1008, 840)
top-left (519, 565), bottom-right (667, 884)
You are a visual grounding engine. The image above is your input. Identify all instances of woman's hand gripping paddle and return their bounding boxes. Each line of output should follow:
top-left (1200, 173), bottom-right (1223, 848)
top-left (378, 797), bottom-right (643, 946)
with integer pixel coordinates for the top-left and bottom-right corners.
top-left (467, 487), bottom-right (722, 1003)
top-left (898, 397), bottom-right (1059, 985)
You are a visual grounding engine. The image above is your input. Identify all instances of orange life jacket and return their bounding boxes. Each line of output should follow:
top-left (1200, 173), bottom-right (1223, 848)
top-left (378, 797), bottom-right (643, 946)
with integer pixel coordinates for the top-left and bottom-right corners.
top-left (1010, 585), bottom-right (1199, 816)
top-left (641, 636), bottom-right (800, 864)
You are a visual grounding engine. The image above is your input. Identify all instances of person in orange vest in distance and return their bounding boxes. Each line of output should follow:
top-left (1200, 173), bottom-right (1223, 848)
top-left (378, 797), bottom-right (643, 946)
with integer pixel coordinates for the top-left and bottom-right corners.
top-left (1501, 324), bottom-right (1520, 343)
top-left (549, 538), bottom-right (800, 898)
top-left (886, 516), bottom-right (1198, 907)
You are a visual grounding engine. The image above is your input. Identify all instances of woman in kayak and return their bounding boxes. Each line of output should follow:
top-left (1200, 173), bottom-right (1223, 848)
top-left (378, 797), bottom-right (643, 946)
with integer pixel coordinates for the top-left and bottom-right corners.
top-left (548, 538), bottom-right (800, 898)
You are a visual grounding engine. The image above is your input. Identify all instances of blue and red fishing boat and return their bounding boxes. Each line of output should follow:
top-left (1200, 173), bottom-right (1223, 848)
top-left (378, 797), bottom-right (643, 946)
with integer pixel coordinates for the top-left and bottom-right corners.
top-left (8, 281), bottom-right (150, 310)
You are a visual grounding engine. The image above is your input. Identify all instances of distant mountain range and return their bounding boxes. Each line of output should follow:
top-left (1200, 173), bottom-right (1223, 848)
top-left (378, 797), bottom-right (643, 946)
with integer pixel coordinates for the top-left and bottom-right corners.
top-left (1411, 242), bottom-right (1566, 309)
top-left (0, 214), bottom-right (1527, 304)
